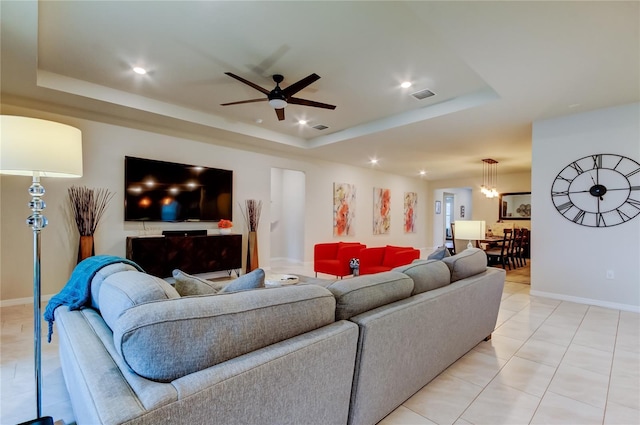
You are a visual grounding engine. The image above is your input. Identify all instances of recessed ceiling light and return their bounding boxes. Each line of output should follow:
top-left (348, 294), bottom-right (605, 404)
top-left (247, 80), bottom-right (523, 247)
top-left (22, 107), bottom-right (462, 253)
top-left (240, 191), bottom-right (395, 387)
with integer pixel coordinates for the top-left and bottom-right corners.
top-left (133, 67), bottom-right (147, 75)
top-left (401, 81), bottom-right (412, 89)
top-left (419, 170), bottom-right (426, 176)
top-left (370, 159), bottom-right (378, 165)
top-left (298, 120), bottom-right (307, 125)
top-left (255, 119), bottom-right (263, 124)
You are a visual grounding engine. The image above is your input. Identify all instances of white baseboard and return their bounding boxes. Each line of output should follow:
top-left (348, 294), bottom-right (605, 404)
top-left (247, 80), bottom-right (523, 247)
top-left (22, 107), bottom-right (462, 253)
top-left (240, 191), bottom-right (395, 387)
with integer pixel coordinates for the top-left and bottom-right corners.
top-left (1, 293), bottom-right (54, 308)
top-left (530, 289), bottom-right (640, 313)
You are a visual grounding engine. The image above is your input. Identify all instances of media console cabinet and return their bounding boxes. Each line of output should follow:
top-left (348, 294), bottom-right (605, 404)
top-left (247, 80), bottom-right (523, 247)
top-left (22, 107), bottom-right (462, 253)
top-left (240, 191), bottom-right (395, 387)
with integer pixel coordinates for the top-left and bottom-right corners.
top-left (126, 234), bottom-right (242, 278)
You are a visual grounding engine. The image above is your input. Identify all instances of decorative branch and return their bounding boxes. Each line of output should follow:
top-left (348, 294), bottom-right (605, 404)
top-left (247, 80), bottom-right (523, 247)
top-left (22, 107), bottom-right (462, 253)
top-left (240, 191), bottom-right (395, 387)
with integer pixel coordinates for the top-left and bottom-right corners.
top-left (241, 199), bottom-right (262, 232)
top-left (68, 186), bottom-right (114, 236)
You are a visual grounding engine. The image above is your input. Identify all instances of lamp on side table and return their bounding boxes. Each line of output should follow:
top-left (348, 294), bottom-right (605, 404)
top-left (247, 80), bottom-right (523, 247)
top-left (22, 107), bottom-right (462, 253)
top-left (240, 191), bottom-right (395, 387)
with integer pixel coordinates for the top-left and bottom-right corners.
top-left (1, 116), bottom-right (83, 425)
top-left (454, 220), bottom-right (486, 250)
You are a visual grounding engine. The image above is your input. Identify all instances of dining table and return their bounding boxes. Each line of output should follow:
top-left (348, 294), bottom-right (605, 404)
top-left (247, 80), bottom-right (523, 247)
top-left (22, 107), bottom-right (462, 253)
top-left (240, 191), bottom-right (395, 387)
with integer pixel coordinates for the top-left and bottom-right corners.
top-left (475, 235), bottom-right (505, 249)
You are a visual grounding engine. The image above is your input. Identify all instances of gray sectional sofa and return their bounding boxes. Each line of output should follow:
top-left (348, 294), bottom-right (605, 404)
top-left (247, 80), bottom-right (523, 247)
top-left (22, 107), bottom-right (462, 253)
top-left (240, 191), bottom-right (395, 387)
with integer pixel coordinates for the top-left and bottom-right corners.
top-left (54, 248), bottom-right (505, 425)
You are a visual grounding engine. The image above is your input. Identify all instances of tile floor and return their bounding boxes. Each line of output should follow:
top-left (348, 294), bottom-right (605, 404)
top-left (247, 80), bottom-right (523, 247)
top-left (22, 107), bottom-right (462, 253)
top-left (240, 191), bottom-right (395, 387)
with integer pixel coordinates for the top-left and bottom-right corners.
top-left (1, 261), bottom-right (638, 425)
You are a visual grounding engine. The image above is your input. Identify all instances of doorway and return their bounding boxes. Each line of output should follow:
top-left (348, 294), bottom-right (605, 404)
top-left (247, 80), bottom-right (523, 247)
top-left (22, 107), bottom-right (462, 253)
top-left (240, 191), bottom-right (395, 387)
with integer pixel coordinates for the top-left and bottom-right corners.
top-left (444, 193), bottom-right (455, 241)
top-left (270, 168), bottom-right (305, 265)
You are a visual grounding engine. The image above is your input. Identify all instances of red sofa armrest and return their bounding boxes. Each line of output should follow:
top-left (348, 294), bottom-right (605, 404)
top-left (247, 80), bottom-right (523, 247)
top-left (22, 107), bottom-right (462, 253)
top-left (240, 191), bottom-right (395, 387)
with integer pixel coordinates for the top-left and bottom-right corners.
top-left (392, 249), bottom-right (421, 268)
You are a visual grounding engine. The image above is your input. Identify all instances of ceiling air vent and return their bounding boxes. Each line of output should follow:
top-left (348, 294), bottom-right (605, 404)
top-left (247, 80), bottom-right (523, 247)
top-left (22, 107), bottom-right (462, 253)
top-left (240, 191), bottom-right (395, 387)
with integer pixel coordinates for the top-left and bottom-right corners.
top-left (313, 124), bottom-right (329, 130)
top-left (411, 89), bottom-right (436, 100)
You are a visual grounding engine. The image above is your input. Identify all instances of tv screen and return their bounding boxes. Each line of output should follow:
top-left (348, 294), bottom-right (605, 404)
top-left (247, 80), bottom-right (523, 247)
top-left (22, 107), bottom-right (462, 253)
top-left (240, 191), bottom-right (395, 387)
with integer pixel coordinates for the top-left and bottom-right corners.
top-left (124, 156), bottom-right (232, 222)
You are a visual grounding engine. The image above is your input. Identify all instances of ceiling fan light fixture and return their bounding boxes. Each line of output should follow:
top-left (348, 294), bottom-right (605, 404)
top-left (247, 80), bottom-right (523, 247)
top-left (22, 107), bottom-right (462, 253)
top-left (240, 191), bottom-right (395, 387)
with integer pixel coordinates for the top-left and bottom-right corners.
top-left (268, 98), bottom-right (287, 109)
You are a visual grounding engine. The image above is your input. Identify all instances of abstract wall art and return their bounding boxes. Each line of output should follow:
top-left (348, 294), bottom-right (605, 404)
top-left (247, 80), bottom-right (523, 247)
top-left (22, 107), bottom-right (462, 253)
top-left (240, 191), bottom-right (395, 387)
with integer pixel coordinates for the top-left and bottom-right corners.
top-left (373, 187), bottom-right (391, 235)
top-left (404, 192), bottom-right (417, 233)
top-left (333, 183), bottom-right (356, 236)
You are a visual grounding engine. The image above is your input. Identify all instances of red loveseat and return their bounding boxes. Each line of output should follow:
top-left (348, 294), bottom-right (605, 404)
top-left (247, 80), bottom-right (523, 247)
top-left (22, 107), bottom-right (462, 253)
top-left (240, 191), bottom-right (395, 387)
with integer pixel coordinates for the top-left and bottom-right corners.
top-left (314, 242), bottom-right (366, 278)
top-left (358, 245), bottom-right (421, 275)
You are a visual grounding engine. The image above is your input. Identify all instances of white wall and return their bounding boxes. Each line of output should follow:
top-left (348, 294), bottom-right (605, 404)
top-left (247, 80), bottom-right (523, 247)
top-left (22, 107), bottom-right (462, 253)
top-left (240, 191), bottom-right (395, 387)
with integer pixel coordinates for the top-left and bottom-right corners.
top-left (0, 105), bottom-right (428, 302)
top-left (270, 168), bottom-right (305, 263)
top-left (531, 102), bottom-right (640, 312)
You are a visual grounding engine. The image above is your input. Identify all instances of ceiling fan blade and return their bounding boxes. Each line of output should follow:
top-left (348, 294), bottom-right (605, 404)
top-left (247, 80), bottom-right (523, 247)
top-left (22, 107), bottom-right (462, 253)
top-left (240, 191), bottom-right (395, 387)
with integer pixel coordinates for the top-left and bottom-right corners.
top-left (275, 108), bottom-right (285, 121)
top-left (288, 97), bottom-right (336, 110)
top-left (224, 72), bottom-right (270, 95)
top-left (282, 73), bottom-right (321, 97)
top-left (220, 98), bottom-right (267, 106)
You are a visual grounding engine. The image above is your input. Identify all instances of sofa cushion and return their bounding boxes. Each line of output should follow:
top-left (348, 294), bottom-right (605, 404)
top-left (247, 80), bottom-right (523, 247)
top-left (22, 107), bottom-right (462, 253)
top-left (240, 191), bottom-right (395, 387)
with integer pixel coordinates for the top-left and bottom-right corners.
top-left (90, 262), bottom-right (139, 311)
top-left (99, 271), bottom-right (180, 331)
top-left (442, 248), bottom-right (487, 282)
top-left (327, 271), bottom-right (414, 320)
top-left (172, 269), bottom-right (221, 296)
top-left (219, 268), bottom-right (265, 293)
top-left (112, 284), bottom-right (336, 382)
top-left (393, 259), bottom-right (451, 295)
top-left (427, 246), bottom-right (451, 261)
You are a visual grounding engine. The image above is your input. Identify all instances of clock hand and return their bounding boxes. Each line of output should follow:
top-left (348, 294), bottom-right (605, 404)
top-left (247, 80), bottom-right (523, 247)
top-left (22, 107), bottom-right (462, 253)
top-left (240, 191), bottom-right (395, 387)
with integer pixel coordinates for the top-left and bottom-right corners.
top-left (596, 169), bottom-right (603, 200)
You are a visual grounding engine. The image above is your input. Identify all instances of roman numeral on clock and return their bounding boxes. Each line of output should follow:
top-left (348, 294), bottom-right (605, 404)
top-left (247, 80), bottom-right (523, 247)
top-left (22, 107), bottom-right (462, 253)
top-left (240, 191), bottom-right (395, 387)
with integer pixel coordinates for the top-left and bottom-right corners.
top-left (627, 198), bottom-right (640, 210)
top-left (556, 201), bottom-right (574, 213)
top-left (572, 210), bottom-right (586, 224)
top-left (592, 154), bottom-right (602, 169)
top-left (569, 162), bottom-right (584, 174)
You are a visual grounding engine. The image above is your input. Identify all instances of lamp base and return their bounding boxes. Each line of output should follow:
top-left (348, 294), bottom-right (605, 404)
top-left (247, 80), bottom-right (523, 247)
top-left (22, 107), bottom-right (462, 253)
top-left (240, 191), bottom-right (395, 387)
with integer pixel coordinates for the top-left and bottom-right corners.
top-left (17, 416), bottom-right (54, 425)
top-left (466, 241), bottom-right (474, 250)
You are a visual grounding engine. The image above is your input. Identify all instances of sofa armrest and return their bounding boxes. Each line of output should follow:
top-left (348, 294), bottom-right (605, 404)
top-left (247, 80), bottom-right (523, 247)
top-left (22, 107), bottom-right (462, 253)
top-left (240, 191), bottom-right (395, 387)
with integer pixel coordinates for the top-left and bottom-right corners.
top-left (392, 249), bottom-right (421, 267)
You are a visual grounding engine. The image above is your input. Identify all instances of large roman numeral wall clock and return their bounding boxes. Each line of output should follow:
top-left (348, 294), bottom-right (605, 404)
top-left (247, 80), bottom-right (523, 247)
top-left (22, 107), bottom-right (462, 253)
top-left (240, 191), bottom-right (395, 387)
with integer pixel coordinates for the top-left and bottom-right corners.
top-left (551, 153), bottom-right (640, 227)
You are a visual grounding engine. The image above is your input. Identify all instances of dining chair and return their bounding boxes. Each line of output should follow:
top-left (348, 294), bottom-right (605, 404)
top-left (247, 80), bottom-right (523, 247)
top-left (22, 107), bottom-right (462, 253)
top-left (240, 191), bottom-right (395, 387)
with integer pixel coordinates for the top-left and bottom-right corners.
top-left (509, 228), bottom-right (522, 268)
top-left (518, 228), bottom-right (530, 266)
top-left (485, 228), bottom-right (512, 269)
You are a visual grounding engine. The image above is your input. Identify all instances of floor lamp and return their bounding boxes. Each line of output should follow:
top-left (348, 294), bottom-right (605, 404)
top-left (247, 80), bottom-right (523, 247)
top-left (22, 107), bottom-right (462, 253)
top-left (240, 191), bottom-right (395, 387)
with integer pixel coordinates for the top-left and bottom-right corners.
top-left (0, 116), bottom-right (83, 424)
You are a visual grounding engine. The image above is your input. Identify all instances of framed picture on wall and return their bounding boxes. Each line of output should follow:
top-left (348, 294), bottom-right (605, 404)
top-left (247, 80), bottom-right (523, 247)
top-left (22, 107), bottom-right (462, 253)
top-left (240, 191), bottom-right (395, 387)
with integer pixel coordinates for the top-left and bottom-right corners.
top-left (435, 200), bottom-right (442, 214)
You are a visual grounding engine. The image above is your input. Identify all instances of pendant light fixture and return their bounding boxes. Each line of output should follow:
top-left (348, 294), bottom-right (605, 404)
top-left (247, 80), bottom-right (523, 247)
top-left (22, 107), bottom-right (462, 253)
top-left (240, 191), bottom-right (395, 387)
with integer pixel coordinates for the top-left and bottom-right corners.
top-left (481, 158), bottom-right (499, 198)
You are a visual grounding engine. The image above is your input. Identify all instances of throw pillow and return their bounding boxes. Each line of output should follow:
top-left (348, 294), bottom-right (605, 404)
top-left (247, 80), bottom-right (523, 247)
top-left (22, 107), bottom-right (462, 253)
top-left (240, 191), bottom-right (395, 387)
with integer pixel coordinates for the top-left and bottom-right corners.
top-left (427, 246), bottom-right (451, 261)
top-left (173, 269), bottom-right (219, 296)
top-left (219, 268), bottom-right (266, 293)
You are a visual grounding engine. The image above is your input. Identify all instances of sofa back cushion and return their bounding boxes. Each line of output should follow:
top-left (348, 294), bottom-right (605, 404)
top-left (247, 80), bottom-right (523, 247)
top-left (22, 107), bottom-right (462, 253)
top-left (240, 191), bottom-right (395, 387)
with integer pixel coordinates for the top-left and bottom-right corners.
top-left (327, 271), bottom-right (414, 320)
top-left (442, 248), bottom-right (488, 282)
top-left (99, 271), bottom-right (180, 331)
top-left (393, 259), bottom-right (451, 295)
top-left (112, 284), bottom-right (336, 382)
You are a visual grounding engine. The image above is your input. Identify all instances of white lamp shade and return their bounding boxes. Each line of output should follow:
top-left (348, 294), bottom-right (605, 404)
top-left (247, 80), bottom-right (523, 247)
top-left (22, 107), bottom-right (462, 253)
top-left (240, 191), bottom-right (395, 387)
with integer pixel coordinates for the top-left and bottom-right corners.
top-left (0, 115), bottom-right (83, 177)
top-left (455, 220), bottom-right (486, 241)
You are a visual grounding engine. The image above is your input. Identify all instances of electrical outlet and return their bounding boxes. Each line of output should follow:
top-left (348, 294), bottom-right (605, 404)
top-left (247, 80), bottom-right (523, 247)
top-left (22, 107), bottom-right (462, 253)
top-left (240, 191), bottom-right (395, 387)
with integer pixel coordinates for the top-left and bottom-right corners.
top-left (606, 270), bottom-right (615, 280)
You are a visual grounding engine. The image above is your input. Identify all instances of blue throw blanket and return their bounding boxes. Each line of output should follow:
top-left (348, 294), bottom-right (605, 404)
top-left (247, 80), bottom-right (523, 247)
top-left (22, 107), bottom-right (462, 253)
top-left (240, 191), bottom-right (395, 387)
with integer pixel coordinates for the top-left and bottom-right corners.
top-left (44, 255), bottom-right (143, 342)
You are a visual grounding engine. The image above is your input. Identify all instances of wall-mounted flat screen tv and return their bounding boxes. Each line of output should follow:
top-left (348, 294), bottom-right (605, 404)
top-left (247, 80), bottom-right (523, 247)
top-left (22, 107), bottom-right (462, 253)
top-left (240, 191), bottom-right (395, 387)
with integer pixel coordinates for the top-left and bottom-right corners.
top-left (124, 156), bottom-right (232, 222)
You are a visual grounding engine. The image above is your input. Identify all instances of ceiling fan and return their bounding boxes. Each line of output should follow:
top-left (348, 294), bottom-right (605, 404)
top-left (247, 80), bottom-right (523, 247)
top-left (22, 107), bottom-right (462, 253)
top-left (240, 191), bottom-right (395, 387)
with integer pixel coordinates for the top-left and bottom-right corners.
top-left (221, 73), bottom-right (336, 121)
